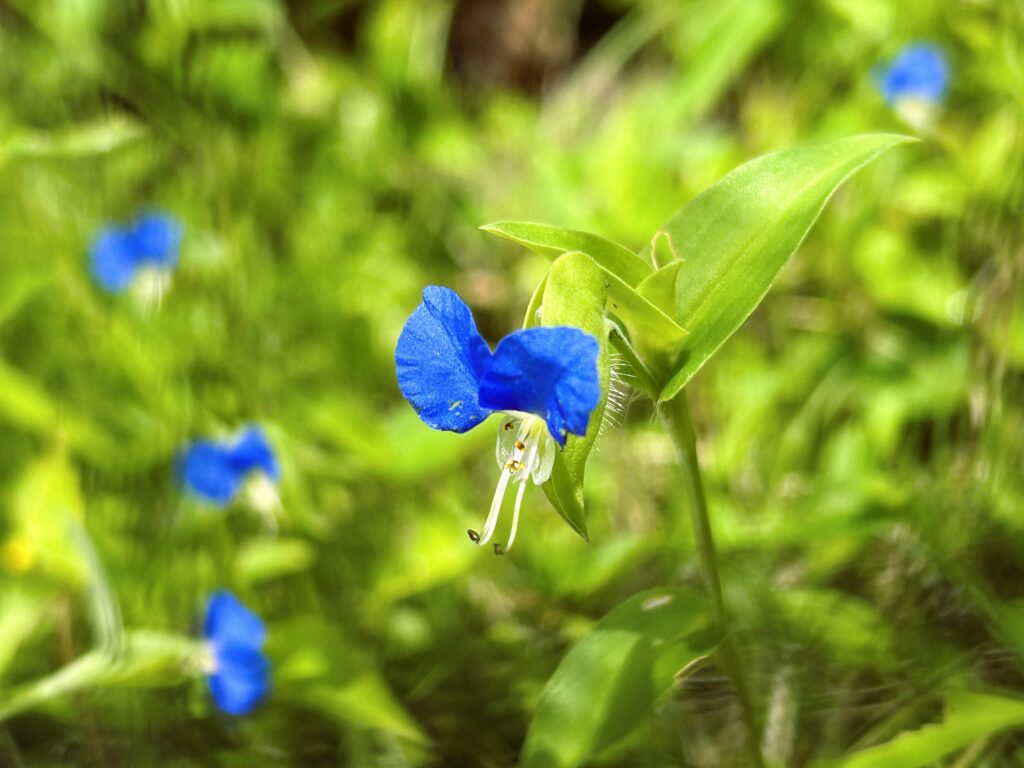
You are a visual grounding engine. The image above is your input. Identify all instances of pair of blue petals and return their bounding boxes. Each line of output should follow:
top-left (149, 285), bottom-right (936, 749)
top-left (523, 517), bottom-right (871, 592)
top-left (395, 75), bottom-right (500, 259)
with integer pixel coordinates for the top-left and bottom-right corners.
top-left (204, 591), bottom-right (270, 716)
top-left (91, 211), bottom-right (182, 293)
top-left (879, 44), bottom-right (948, 106)
top-left (179, 428), bottom-right (280, 507)
top-left (395, 286), bottom-right (601, 447)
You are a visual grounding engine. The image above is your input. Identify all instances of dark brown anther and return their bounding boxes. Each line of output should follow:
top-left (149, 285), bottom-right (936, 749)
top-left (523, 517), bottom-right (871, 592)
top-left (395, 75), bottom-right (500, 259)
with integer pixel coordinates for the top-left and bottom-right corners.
top-left (504, 421), bottom-right (514, 430)
top-left (493, 543), bottom-right (505, 555)
top-left (467, 529), bottom-right (480, 543)
top-left (514, 439), bottom-right (525, 450)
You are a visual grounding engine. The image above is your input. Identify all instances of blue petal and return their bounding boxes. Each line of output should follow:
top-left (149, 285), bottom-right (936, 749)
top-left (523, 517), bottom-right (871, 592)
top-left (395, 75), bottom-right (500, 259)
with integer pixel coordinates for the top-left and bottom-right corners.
top-left (230, 427), bottom-right (280, 481)
top-left (204, 590), bottom-right (266, 649)
top-left (130, 211), bottom-right (182, 268)
top-left (880, 44), bottom-right (948, 105)
top-left (90, 227), bottom-right (139, 292)
top-left (395, 286), bottom-right (494, 433)
top-left (478, 327), bottom-right (600, 447)
top-left (208, 643), bottom-right (270, 716)
top-left (180, 441), bottom-right (245, 507)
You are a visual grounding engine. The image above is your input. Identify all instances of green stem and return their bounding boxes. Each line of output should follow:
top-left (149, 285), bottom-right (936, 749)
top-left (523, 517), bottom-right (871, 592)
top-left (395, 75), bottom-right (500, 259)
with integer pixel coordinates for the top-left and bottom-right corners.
top-left (658, 391), bottom-right (765, 768)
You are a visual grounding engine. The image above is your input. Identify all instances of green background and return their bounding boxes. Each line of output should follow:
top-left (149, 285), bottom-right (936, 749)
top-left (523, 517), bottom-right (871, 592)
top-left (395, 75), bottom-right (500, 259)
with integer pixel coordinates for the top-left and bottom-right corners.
top-left (0, 0), bottom-right (1022, 765)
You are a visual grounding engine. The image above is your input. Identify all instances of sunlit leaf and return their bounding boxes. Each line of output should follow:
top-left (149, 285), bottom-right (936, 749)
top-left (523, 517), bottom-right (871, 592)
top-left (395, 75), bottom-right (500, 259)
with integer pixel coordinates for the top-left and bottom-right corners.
top-left (482, 220), bottom-right (652, 286)
top-left (522, 588), bottom-right (714, 768)
top-left (650, 133), bottom-right (914, 401)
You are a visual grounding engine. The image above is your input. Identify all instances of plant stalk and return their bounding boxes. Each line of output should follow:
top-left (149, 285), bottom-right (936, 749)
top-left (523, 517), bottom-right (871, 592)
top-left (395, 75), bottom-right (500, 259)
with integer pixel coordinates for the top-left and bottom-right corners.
top-left (659, 391), bottom-right (765, 768)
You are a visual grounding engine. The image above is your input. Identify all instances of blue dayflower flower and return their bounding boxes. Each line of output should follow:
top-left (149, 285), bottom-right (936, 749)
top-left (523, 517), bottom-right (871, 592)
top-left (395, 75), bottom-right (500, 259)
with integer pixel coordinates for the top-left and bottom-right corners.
top-left (203, 590), bottom-right (270, 716)
top-left (396, 286), bottom-right (601, 552)
top-left (879, 44), bottom-right (949, 108)
top-left (90, 210), bottom-right (182, 294)
top-left (179, 427), bottom-right (280, 508)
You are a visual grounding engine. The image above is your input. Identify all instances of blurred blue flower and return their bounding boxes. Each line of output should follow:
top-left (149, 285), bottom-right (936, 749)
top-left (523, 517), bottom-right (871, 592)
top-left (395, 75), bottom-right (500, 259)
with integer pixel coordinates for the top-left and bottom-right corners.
top-left (203, 590), bottom-right (270, 716)
top-left (180, 427), bottom-right (280, 508)
top-left (879, 44), bottom-right (948, 107)
top-left (395, 286), bottom-right (600, 552)
top-left (90, 211), bottom-right (182, 293)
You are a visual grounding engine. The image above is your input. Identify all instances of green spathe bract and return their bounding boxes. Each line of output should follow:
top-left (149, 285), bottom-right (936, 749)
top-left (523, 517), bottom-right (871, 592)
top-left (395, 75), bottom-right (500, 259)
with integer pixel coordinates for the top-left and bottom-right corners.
top-left (534, 252), bottom-right (609, 540)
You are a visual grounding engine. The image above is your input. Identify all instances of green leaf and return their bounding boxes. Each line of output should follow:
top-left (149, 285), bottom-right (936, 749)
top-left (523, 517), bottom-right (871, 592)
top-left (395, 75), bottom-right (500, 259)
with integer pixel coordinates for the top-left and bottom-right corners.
top-left (815, 691), bottom-right (1024, 768)
top-left (1, 117), bottom-right (147, 162)
top-left (538, 253), bottom-right (609, 540)
top-left (636, 261), bottom-right (683, 316)
top-left (271, 618), bottom-right (428, 744)
top-left (603, 268), bottom-right (687, 360)
top-left (481, 220), bottom-right (652, 287)
top-left (649, 134), bottom-right (914, 402)
top-left (236, 537), bottom-right (317, 586)
top-left (521, 588), bottom-right (714, 768)
top-left (11, 453), bottom-right (87, 585)
top-left (487, 223), bottom-right (686, 376)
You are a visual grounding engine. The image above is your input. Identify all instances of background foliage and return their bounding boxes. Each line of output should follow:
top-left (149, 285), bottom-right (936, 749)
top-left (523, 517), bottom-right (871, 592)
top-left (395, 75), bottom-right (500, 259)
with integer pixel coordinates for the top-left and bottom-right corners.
top-left (0, 0), bottom-right (1022, 765)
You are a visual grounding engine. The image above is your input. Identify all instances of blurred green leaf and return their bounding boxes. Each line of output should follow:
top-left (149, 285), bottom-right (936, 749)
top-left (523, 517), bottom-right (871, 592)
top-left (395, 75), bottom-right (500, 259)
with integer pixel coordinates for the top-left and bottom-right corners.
top-left (0, 589), bottom-right (46, 681)
top-left (521, 588), bottom-right (714, 768)
top-left (538, 252), bottom-right (609, 540)
top-left (816, 691), bottom-right (1024, 768)
top-left (271, 618), bottom-right (427, 744)
top-left (776, 589), bottom-right (895, 671)
top-left (236, 537), bottom-right (316, 586)
top-left (11, 452), bottom-right (87, 585)
top-left (0, 360), bottom-right (114, 464)
top-left (652, 133), bottom-right (914, 401)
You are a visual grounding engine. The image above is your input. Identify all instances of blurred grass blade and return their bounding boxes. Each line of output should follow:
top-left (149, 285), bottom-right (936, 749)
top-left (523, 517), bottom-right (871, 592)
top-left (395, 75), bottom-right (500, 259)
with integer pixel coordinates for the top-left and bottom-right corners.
top-left (651, 133), bottom-right (914, 402)
top-left (521, 589), bottom-right (714, 768)
top-left (0, 360), bottom-right (115, 465)
top-left (70, 521), bottom-right (124, 656)
top-left (539, 252), bottom-right (609, 540)
top-left (2, 117), bottom-right (146, 161)
top-left (481, 220), bottom-right (653, 286)
top-left (817, 691), bottom-right (1024, 768)
top-left (663, 0), bottom-right (783, 121)
top-left (0, 631), bottom-right (203, 722)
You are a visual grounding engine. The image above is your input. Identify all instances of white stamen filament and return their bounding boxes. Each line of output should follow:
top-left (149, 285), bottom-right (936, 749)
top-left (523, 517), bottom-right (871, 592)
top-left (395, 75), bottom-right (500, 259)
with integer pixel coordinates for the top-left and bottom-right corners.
top-left (506, 476), bottom-right (528, 552)
top-left (477, 465), bottom-right (512, 546)
top-left (473, 417), bottom-right (550, 553)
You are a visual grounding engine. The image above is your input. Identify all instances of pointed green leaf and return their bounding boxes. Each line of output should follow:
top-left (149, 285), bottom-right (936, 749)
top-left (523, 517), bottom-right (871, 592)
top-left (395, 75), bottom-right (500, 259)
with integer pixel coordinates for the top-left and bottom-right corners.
top-left (521, 589), bottom-right (715, 768)
top-left (488, 223), bottom-right (685, 373)
top-left (482, 220), bottom-right (652, 287)
top-left (539, 252), bottom-right (609, 540)
top-left (650, 134), bottom-right (914, 402)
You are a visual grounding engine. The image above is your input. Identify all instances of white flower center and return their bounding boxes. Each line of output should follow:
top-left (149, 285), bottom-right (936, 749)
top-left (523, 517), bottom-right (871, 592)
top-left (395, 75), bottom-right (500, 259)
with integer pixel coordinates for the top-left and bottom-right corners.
top-left (468, 415), bottom-right (555, 554)
top-left (131, 267), bottom-right (172, 311)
